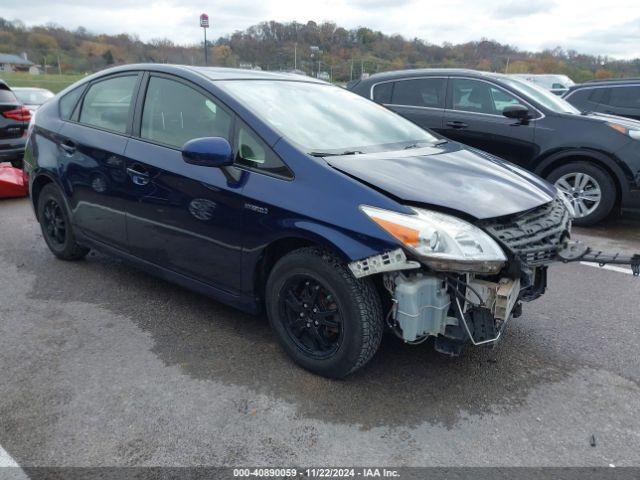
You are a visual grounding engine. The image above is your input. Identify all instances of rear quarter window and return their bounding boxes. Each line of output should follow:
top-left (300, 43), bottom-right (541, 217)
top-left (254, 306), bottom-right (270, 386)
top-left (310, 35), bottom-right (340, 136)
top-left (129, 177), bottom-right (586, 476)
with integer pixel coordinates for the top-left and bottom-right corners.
top-left (372, 82), bottom-right (393, 103)
top-left (59, 85), bottom-right (85, 120)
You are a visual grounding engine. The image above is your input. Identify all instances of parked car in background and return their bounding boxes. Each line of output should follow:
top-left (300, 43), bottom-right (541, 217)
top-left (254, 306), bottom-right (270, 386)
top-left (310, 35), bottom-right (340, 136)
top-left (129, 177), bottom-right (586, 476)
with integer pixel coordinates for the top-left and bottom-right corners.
top-left (348, 69), bottom-right (640, 225)
top-left (564, 79), bottom-right (640, 121)
top-left (0, 80), bottom-right (30, 168)
top-left (508, 74), bottom-right (575, 96)
top-left (12, 87), bottom-right (55, 113)
top-left (26, 64), bottom-right (627, 378)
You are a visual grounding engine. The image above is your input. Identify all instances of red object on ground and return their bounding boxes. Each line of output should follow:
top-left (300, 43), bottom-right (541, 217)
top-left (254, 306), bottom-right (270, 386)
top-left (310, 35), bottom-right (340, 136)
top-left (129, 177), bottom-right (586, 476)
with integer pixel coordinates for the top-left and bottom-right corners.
top-left (0, 163), bottom-right (28, 198)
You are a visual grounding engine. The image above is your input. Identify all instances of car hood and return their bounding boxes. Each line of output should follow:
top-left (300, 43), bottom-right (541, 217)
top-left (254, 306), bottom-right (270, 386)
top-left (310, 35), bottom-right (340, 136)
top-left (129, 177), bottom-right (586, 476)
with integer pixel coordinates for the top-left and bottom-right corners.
top-left (325, 143), bottom-right (556, 219)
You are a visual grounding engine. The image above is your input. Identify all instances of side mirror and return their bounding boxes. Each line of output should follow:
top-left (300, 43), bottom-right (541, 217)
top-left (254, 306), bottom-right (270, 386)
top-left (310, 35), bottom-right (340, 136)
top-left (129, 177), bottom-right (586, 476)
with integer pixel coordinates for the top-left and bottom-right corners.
top-left (182, 137), bottom-right (233, 168)
top-left (502, 104), bottom-right (531, 122)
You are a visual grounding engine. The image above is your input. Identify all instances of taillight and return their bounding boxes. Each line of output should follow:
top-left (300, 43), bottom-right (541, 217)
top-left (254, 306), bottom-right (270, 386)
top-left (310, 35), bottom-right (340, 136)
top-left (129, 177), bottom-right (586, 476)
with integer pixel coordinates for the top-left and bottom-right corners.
top-left (2, 107), bottom-right (31, 122)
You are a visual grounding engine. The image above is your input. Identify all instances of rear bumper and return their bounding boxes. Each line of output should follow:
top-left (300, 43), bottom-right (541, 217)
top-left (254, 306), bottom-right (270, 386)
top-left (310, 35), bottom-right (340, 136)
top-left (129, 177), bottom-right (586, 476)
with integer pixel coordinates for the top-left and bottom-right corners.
top-left (0, 139), bottom-right (26, 161)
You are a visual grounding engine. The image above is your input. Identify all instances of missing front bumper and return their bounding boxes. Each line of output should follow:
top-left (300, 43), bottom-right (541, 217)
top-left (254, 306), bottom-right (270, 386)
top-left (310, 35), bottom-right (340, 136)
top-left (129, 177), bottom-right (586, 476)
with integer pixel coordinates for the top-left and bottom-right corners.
top-left (387, 271), bottom-right (520, 350)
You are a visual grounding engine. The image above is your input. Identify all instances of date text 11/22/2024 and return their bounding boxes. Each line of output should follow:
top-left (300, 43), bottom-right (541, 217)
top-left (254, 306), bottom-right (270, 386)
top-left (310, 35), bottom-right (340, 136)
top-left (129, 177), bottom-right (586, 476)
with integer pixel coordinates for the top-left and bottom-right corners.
top-left (232, 468), bottom-right (401, 477)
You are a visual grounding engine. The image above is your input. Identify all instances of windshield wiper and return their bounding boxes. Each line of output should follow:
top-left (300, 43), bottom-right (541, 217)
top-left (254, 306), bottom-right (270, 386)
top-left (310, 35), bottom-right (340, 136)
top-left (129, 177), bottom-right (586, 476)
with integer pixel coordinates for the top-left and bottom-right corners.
top-left (308, 150), bottom-right (363, 157)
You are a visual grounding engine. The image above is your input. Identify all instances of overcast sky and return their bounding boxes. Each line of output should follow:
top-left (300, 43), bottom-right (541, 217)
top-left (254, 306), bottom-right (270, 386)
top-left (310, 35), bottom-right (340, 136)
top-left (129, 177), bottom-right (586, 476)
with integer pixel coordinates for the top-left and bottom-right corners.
top-left (2, 0), bottom-right (639, 59)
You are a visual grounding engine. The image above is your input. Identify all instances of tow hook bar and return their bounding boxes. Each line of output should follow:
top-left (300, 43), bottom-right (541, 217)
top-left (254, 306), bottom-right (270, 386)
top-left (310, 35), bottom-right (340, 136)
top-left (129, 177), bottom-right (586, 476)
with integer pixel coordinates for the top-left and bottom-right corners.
top-left (557, 241), bottom-right (640, 277)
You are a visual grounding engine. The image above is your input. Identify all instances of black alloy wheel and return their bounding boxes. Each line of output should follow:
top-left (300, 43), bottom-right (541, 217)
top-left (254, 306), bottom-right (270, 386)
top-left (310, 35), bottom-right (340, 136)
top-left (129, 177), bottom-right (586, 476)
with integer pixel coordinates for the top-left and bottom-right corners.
top-left (37, 183), bottom-right (90, 260)
top-left (279, 274), bottom-right (343, 359)
top-left (265, 247), bottom-right (384, 378)
top-left (42, 198), bottom-right (67, 247)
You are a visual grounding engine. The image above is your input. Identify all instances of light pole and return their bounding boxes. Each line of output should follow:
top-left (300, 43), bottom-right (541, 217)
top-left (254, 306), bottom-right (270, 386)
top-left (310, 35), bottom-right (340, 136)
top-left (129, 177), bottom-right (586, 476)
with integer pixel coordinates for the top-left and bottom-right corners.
top-left (200, 13), bottom-right (209, 65)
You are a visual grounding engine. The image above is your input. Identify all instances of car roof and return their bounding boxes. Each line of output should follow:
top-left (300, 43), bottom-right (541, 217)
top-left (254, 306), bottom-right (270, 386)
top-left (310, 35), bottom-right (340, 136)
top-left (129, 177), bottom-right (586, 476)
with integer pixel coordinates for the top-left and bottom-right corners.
top-left (188, 66), bottom-right (324, 82)
top-left (87, 64), bottom-right (325, 83)
top-left (362, 68), bottom-right (509, 83)
top-left (573, 78), bottom-right (640, 89)
top-left (583, 77), bottom-right (640, 84)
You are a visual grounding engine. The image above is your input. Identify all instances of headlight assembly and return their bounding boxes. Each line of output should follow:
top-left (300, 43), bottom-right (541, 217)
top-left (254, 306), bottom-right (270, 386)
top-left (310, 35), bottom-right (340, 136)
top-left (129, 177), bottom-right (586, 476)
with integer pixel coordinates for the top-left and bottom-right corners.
top-left (361, 205), bottom-right (507, 274)
top-left (607, 122), bottom-right (640, 141)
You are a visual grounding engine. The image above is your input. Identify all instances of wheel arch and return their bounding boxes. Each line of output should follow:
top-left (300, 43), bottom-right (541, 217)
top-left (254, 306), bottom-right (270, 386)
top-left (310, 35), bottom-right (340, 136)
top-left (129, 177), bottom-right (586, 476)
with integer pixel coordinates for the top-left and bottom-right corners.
top-left (248, 224), bottom-right (395, 304)
top-left (30, 172), bottom-right (58, 220)
top-left (534, 149), bottom-right (628, 206)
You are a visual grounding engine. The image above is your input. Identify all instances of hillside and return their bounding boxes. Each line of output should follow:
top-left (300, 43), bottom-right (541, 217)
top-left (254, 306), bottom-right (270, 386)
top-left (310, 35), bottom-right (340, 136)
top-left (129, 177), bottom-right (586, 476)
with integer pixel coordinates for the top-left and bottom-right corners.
top-left (1, 17), bottom-right (639, 83)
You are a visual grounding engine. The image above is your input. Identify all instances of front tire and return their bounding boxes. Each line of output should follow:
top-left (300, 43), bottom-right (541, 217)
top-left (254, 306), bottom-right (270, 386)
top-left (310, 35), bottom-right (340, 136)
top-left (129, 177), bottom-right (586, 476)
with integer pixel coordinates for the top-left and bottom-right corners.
top-left (547, 161), bottom-right (616, 226)
top-left (37, 183), bottom-right (90, 260)
top-left (265, 247), bottom-right (383, 378)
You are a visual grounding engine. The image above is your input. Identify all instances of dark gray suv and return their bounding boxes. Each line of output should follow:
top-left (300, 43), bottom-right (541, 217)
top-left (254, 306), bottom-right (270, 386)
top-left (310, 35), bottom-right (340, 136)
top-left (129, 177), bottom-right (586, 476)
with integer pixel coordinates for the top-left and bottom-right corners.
top-left (564, 79), bottom-right (640, 121)
top-left (0, 80), bottom-right (30, 167)
top-left (348, 69), bottom-right (640, 226)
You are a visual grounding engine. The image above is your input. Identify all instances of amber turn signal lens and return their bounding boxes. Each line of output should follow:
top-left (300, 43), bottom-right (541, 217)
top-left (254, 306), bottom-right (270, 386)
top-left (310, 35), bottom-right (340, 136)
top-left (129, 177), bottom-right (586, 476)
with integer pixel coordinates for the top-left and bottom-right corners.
top-left (607, 123), bottom-right (627, 135)
top-left (371, 217), bottom-right (420, 246)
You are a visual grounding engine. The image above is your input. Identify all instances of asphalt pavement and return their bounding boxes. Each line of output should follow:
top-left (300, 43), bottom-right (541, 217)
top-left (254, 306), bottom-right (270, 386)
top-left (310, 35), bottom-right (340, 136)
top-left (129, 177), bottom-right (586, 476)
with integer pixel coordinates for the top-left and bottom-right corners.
top-left (1, 197), bottom-right (639, 469)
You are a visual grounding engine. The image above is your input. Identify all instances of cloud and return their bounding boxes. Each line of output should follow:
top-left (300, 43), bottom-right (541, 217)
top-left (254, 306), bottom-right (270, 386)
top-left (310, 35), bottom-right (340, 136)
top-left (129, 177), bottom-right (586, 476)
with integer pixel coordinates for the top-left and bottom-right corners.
top-left (1, 0), bottom-right (639, 59)
top-left (561, 18), bottom-right (640, 57)
top-left (491, 0), bottom-right (557, 19)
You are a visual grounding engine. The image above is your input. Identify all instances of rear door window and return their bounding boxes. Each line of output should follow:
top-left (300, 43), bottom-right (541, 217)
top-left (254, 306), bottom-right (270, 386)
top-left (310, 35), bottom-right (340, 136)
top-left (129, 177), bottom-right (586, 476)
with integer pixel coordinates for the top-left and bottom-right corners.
top-left (140, 75), bottom-right (232, 149)
top-left (79, 75), bottom-right (138, 133)
top-left (606, 86), bottom-right (640, 108)
top-left (391, 78), bottom-right (446, 108)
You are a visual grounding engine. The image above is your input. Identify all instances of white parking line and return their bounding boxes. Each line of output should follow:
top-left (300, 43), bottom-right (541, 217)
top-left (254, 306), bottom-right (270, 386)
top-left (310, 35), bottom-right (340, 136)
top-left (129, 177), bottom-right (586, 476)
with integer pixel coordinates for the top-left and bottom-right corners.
top-left (0, 444), bottom-right (29, 480)
top-left (0, 445), bottom-right (19, 468)
top-left (580, 261), bottom-right (635, 276)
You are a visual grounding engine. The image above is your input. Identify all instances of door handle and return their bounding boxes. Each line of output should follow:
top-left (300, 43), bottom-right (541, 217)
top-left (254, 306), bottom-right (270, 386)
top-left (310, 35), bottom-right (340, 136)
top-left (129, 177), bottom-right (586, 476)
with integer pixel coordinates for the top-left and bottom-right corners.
top-left (446, 121), bottom-right (468, 129)
top-left (126, 166), bottom-right (150, 186)
top-left (59, 140), bottom-right (76, 155)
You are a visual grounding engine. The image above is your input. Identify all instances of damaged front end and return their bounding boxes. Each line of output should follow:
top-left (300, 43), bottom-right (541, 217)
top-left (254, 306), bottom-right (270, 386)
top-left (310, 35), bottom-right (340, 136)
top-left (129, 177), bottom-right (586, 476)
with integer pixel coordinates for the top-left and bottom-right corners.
top-left (350, 196), bottom-right (639, 355)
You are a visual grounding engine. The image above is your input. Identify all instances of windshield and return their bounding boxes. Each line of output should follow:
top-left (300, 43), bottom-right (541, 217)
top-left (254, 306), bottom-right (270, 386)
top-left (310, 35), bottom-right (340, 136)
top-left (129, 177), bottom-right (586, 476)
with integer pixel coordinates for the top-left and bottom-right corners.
top-left (14, 89), bottom-right (54, 105)
top-left (499, 77), bottom-right (580, 114)
top-left (219, 80), bottom-right (439, 154)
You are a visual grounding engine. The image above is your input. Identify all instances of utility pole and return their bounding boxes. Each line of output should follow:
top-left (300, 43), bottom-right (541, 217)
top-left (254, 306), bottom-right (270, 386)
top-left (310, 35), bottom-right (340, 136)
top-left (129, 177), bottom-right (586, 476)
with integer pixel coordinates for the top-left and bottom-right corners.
top-left (350, 58), bottom-right (354, 81)
top-left (294, 42), bottom-right (297, 70)
top-left (57, 53), bottom-right (61, 75)
top-left (200, 13), bottom-right (209, 65)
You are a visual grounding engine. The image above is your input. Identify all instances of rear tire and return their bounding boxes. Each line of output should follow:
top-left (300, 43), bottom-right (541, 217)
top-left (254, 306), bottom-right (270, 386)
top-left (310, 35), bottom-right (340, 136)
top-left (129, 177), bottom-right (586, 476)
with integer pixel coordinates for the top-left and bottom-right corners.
top-left (546, 161), bottom-right (616, 226)
top-left (37, 183), bottom-right (90, 261)
top-left (265, 247), bottom-right (383, 378)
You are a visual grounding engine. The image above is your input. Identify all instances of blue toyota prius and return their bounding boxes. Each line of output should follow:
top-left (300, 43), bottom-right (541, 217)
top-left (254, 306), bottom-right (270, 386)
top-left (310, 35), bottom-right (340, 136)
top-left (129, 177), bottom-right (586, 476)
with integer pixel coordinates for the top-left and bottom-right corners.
top-left (24, 65), bottom-right (639, 378)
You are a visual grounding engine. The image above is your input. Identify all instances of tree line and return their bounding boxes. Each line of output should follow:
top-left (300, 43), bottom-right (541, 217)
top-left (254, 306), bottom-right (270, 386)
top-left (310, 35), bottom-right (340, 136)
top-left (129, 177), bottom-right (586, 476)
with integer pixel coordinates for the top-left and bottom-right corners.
top-left (1, 17), bottom-right (639, 82)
